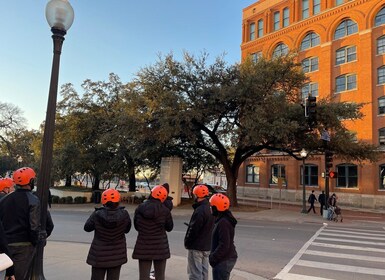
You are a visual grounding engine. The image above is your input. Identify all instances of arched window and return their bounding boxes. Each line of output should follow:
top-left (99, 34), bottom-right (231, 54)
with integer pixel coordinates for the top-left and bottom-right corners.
top-left (273, 43), bottom-right (289, 57)
top-left (377, 36), bottom-right (385, 55)
top-left (246, 165), bottom-right (260, 183)
top-left (271, 164), bottom-right (286, 185)
top-left (300, 32), bottom-right (320, 51)
top-left (334, 19), bottom-right (358, 40)
top-left (379, 165), bottom-right (385, 189)
top-left (300, 164), bottom-right (318, 186)
top-left (375, 7), bottom-right (385, 27)
top-left (336, 164), bottom-right (358, 188)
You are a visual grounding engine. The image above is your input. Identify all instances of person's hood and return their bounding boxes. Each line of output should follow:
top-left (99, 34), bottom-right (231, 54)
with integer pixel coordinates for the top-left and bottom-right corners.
top-left (140, 197), bottom-right (163, 219)
top-left (96, 206), bottom-right (125, 229)
top-left (217, 210), bottom-right (237, 227)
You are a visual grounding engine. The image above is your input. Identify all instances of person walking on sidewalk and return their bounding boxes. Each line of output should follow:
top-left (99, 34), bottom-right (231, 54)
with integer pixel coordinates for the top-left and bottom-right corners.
top-left (209, 193), bottom-right (237, 280)
top-left (318, 191), bottom-right (326, 216)
top-left (132, 185), bottom-right (173, 280)
top-left (307, 190), bottom-right (317, 214)
top-left (84, 189), bottom-right (131, 280)
top-left (184, 185), bottom-right (215, 280)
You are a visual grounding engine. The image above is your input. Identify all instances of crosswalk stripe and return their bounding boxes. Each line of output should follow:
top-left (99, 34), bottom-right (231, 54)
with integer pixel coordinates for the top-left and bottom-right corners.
top-left (277, 273), bottom-right (332, 280)
top-left (316, 236), bottom-right (385, 246)
top-left (305, 249), bottom-right (385, 262)
top-left (324, 229), bottom-right (385, 237)
top-left (312, 242), bottom-right (385, 253)
top-left (320, 232), bottom-right (385, 240)
top-left (328, 227), bottom-right (385, 234)
top-left (297, 260), bottom-right (385, 276)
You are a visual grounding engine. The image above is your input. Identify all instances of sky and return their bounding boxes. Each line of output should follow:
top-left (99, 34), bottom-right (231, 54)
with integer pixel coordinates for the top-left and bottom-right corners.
top-left (0, 1), bottom-right (256, 130)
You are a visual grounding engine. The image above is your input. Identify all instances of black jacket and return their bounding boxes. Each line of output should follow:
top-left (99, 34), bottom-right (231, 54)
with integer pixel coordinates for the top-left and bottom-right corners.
top-left (132, 197), bottom-right (173, 260)
top-left (209, 210), bottom-right (238, 267)
top-left (0, 221), bottom-right (14, 276)
top-left (184, 199), bottom-right (214, 251)
top-left (84, 206), bottom-right (131, 268)
top-left (0, 188), bottom-right (41, 245)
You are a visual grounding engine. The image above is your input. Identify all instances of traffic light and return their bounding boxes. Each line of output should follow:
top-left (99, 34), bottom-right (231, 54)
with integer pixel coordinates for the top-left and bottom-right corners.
top-left (325, 150), bottom-right (333, 170)
top-left (306, 96), bottom-right (317, 127)
top-left (329, 171), bottom-right (338, 179)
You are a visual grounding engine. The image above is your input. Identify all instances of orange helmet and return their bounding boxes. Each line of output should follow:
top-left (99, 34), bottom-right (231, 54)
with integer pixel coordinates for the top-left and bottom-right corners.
top-left (209, 193), bottom-right (230, 211)
top-left (151, 185), bottom-right (168, 203)
top-left (0, 178), bottom-right (14, 192)
top-left (101, 189), bottom-right (120, 204)
top-left (13, 167), bottom-right (36, 186)
top-left (193, 185), bottom-right (209, 198)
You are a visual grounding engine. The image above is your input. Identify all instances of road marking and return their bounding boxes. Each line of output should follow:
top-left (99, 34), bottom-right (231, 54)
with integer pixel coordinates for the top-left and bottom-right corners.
top-left (320, 232), bottom-right (385, 240)
top-left (280, 273), bottom-right (333, 280)
top-left (316, 236), bottom-right (385, 246)
top-left (274, 224), bottom-right (327, 280)
top-left (328, 227), bottom-right (385, 233)
top-left (311, 242), bottom-right (385, 253)
top-left (297, 260), bottom-right (385, 276)
top-left (324, 228), bottom-right (385, 237)
top-left (305, 249), bottom-right (385, 263)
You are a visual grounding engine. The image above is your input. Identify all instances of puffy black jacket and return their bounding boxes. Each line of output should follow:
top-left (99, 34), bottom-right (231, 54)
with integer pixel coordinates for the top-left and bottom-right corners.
top-left (84, 206), bottom-right (131, 268)
top-left (0, 188), bottom-right (41, 245)
top-left (209, 210), bottom-right (238, 267)
top-left (184, 199), bottom-right (214, 251)
top-left (132, 197), bottom-right (173, 260)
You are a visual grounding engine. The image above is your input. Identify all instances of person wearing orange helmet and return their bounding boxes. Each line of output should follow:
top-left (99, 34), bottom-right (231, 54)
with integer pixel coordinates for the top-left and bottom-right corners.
top-left (84, 188), bottom-right (131, 280)
top-left (0, 167), bottom-right (47, 280)
top-left (184, 184), bottom-right (215, 280)
top-left (132, 185), bottom-right (173, 280)
top-left (0, 178), bottom-right (14, 199)
top-left (209, 193), bottom-right (238, 280)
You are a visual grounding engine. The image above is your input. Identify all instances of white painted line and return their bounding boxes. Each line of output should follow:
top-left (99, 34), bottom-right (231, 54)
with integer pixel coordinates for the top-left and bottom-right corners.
top-left (316, 236), bottom-right (385, 246)
top-left (319, 232), bottom-right (385, 241)
top-left (297, 260), bottom-right (385, 276)
top-left (327, 227), bottom-right (385, 234)
top-left (305, 249), bottom-right (385, 263)
top-left (311, 242), bottom-right (385, 253)
top-left (278, 273), bottom-right (332, 280)
top-left (324, 229), bottom-right (385, 237)
top-left (274, 224), bottom-right (327, 280)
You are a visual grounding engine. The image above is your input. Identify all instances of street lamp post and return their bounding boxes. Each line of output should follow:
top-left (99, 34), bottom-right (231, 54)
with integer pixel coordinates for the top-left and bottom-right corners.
top-left (32, 1), bottom-right (74, 279)
top-left (300, 149), bottom-right (308, 214)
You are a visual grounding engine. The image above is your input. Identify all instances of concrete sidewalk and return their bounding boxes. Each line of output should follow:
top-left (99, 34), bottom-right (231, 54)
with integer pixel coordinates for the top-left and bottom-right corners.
top-left (41, 201), bottom-right (384, 280)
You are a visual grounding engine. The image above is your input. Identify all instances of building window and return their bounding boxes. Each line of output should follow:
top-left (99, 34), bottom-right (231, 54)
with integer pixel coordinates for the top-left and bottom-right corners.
top-left (375, 7), bottom-right (385, 27)
top-left (378, 66), bottom-right (385, 85)
top-left (334, 19), bottom-right (358, 40)
top-left (302, 82), bottom-right (318, 98)
top-left (271, 164), bottom-right (286, 184)
top-left (379, 128), bottom-right (385, 145)
top-left (335, 74), bottom-right (357, 93)
top-left (336, 46), bottom-right (357, 65)
top-left (273, 43), bottom-right (289, 57)
top-left (251, 52), bottom-right (262, 63)
top-left (378, 36), bottom-right (385, 55)
top-left (258, 19), bottom-right (264, 38)
top-left (336, 0), bottom-right (344, 6)
top-left (300, 32), bottom-right (320, 51)
top-left (300, 164), bottom-right (318, 186)
top-left (283, 8), bottom-right (290, 27)
top-left (336, 164), bottom-right (358, 188)
top-left (313, 0), bottom-right (321, 15)
top-left (274, 12), bottom-right (280, 31)
top-left (380, 165), bottom-right (385, 190)
top-left (302, 57), bottom-right (319, 73)
top-left (379, 97), bottom-right (385, 115)
top-left (246, 165), bottom-right (260, 183)
top-left (302, 0), bottom-right (309, 19)
top-left (249, 22), bottom-right (255, 41)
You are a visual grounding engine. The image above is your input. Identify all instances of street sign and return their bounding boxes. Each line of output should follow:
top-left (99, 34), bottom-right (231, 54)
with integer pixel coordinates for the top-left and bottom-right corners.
top-left (329, 171), bottom-right (338, 178)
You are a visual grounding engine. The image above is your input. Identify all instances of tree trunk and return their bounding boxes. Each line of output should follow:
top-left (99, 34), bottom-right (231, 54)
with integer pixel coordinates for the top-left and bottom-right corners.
top-left (128, 166), bottom-right (136, 192)
top-left (226, 173), bottom-right (238, 207)
top-left (65, 175), bottom-right (71, 187)
top-left (93, 175), bottom-right (100, 190)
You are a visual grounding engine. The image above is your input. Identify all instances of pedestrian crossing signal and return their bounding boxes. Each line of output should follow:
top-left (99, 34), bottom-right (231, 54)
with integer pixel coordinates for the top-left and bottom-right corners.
top-left (329, 171), bottom-right (338, 178)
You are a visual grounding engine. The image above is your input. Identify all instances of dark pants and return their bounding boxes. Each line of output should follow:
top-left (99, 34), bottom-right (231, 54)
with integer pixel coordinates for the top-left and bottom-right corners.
top-left (8, 244), bottom-right (36, 280)
top-left (138, 259), bottom-right (166, 280)
top-left (307, 203), bottom-right (316, 213)
top-left (212, 258), bottom-right (237, 280)
top-left (91, 266), bottom-right (121, 280)
top-left (320, 204), bottom-right (325, 215)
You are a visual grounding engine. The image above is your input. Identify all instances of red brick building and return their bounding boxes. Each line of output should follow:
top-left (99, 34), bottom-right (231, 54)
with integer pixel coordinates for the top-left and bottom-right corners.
top-left (238, 0), bottom-right (385, 208)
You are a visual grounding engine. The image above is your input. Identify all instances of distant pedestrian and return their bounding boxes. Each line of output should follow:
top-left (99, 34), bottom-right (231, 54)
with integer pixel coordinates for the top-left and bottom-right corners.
top-left (0, 167), bottom-right (54, 280)
top-left (318, 191), bottom-right (325, 216)
top-left (328, 193), bottom-right (337, 207)
top-left (132, 185), bottom-right (173, 280)
top-left (84, 189), bottom-right (131, 280)
top-left (307, 190), bottom-right (317, 214)
top-left (184, 185), bottom-right (215, 280)
top-left (209, 193), bottom-right (237, 280)
top-left (0, 178), bottom-right (14, 199)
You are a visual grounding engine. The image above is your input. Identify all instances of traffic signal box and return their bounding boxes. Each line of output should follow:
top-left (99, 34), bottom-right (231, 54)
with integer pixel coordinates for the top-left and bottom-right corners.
top-left (325, 150), bottom-right (338, 178)
top-left (306, 96), bottom-right (317, 127)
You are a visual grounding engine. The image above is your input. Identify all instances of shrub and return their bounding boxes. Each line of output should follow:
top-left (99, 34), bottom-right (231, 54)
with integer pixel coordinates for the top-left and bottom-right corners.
top-left (65, 196), bottom-right (73, 204)
top-left (74, 196), bottom-right (84, 204)
top-left (83, 197), bottom-right (88, 203)
top-left (51, 195), bottom-right (59, 204)
top-left (59, 197), bottom-right (66, 204)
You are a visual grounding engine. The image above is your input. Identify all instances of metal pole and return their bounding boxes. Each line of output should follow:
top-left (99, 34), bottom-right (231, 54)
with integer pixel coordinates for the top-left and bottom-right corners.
top-left (31, 28), bottom-right (66, 280)
top-left (301, 158), bottom-right (307, 213)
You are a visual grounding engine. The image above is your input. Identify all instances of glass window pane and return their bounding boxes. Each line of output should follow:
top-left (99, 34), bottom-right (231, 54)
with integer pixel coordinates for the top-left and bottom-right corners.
top-left (313, 0), bottom-right (321, 14)
top-left (302, 59), bottom-right (310, 73)
top-left (379, 98), bottom-right (385, 114)
top-left (249, 23), bottom-right (255, 40)
top-left (274, 12), bottom-right (280, 31)
top-left (283, 8), bottom-right (289, 27)
top-left (378, 36), bottom-right (385, 55)
top-left (375, 7), bottom-right (385, 27)
top-left (311, 57), bottom-right (319, 71)
top-left (347, 74), bottom-right (356, 90)
top-left (258, 20), bottom-right (264, 37)
top-left (302, 0), bottom-right (309, 19)
top-left (347, 46), bottom-right (357, 62)
top-left (336, 48), bottom-right (345, 65)
top-left (378, 67), bottom-right (385, 84)
top-left (336, 76), bottom-right (346, 92)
